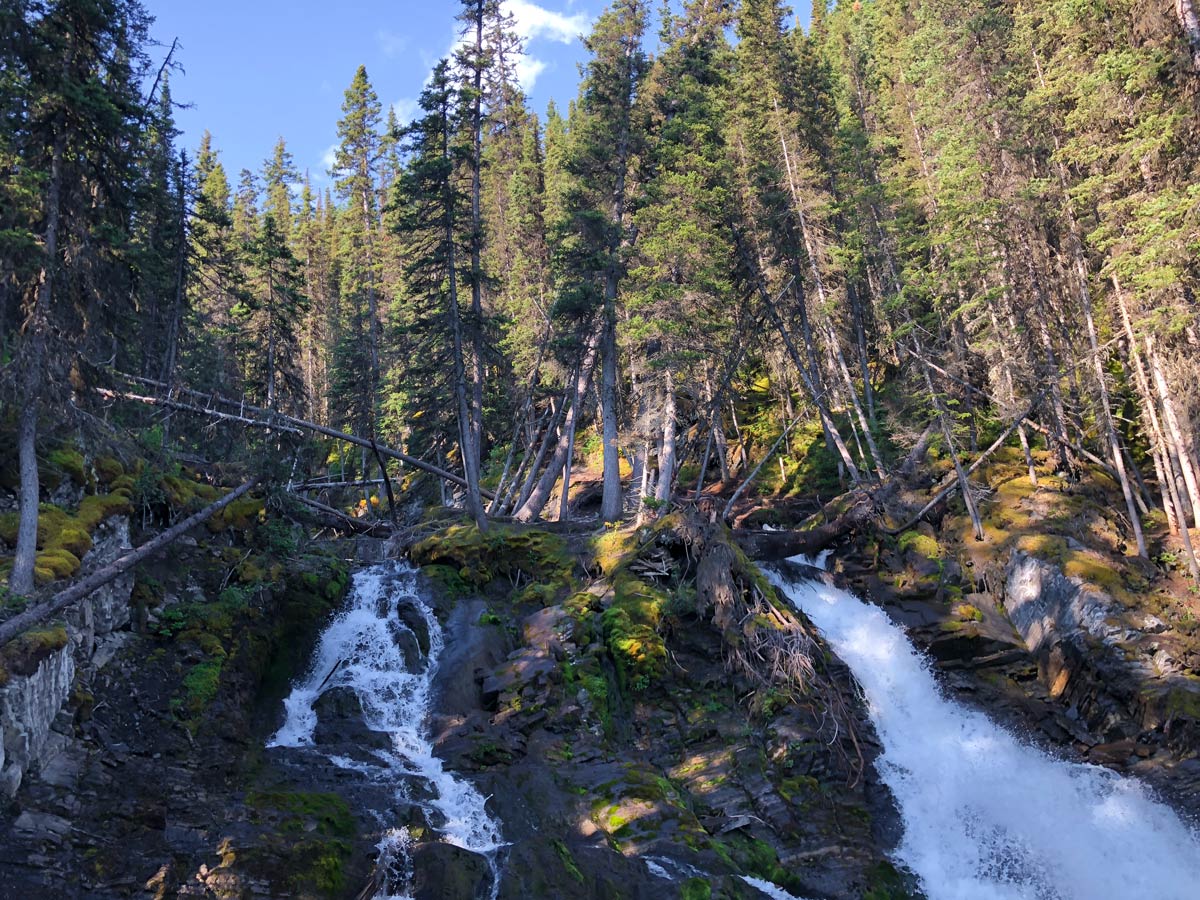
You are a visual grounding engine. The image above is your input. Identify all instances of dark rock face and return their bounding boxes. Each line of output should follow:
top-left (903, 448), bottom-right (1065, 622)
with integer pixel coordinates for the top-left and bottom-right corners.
top-left (0, 528), bottom-right (908, 900)
top-left (425, 569), bottom-right (902, 900)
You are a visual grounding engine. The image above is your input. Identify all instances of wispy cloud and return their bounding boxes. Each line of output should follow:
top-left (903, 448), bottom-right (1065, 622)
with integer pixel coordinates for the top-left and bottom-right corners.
top-left (516, 56), bottom-right (548, 92)
top-left (376, 28), bottom-right (408, 58)
top-left (391, 97), bottom-right (419, 123)
top-left (321, 142), bottom-right (338, 173)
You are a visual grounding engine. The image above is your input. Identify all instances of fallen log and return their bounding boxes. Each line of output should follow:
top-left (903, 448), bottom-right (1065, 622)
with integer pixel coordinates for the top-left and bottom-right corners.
top-left (0, 478), bottom-right (259, 647)
top-left (290, 493), bottom-right (392, 537)
top-left (99, 379), bottom-right (494, 500)
top-left (732, 490), bottom-right (878, 561)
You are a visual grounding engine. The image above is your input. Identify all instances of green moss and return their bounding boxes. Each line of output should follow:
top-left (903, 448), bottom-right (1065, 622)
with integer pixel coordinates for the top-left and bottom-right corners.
top-left (723, 834), bottom-right (809, 894)
top-left (551, 839), bottom-right (585, 884)
top-left (247, 790), bottom-right (356, 897)
top-left (0, 624), bottom-right (69, 680)
top-left (181, 657), bottom-right (223, 713)
top-left (680, 878), bottom-right (711, 900)
top-left (953, 603), bottom-right (984, 622)
top-left (1016, 534), bottom-right (1068, 560)
top-left (592, 527), bottom-right (639, 576)
top-left (110, 474), bottom-right (136, 494)
top-left (93, 456), bottom-right (124, 485)
top-left (603, 571), bottom-right (668, 690)
top-left (1164, 683), bottom-right (1200, 720)
top-left (246, 790), bottom-right (356, 837)
top-left (207, 496), bottom-right (265, 532)
top-left (54, 525), bottom-right (92, 558)
top-left (1063, 552), bottom-right (1131, 600)
top-left (422, 563), bottom-right (474, 599)
top-left (897, 529), bottom-right (942, 560)
top-left (863, 860), bottom-right (912, 900)
top-left (34, 548), bottom-right (81, 582)
top-left (47, 448), bottom-right (87, 486)
top-left (412, 522), bottom-right (575, 601)
top-left (76, 493), bottom-right (133, 530)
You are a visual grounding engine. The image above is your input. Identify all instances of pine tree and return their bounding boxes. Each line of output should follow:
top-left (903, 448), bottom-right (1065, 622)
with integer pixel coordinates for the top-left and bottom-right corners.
top-left (389, 60), bottom-right (488, 527)
top-left (235, 212), bottom-right (309, 412)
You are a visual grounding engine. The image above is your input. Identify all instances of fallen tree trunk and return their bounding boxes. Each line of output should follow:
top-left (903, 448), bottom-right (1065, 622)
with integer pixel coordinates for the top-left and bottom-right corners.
top-left (733, 489), bottom-right (878, 561)
top-left (291, 493), bottom-right (392, 537)
top-left (99, 380), bottom-right (494, 500)
top-left (0, 478), bottom-right (259, 647)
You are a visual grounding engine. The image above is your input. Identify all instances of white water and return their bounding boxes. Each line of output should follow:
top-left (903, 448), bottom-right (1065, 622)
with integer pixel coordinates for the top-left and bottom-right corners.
top-left (269, 562), bottom-right (504, 899)
top-left (768, 558), bottom-right (1200, 900)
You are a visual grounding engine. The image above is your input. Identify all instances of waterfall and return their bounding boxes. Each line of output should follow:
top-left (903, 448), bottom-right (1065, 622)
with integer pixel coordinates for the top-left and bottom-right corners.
top-left (269, 562), bottom-right (504, 899)
top-left (767, 558), bottom-right (1200, 900)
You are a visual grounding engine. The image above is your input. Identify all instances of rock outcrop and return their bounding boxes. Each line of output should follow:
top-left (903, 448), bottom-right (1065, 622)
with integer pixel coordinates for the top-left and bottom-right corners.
top-left (0, 515), bottom-right (132, 798)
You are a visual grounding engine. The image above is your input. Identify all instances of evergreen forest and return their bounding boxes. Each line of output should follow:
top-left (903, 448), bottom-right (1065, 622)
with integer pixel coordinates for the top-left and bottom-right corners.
top-left (3, 1), bottom-right (1200, 897)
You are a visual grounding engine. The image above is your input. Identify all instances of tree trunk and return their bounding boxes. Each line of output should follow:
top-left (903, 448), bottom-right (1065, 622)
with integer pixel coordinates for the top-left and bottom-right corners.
top-left (442, 103), bottom-right (486, 530)
top-left (557, 405), bottom-right (579, 522)
top-left (1080, 278), bottom-right (1145, 556)
top-left (514, 338), bottom-right (597, 522)
top-left (1147, 335), bottom-right (1200, 529)
top-left (97, 385), bottom-right (493, 498)
top-left (922, 363), bottom-right (984, 541)
top-left (512, 394), bottom-right (565, 514)
top-left (722, 411), bottom-right (806, 522)
top-left (10, 128), bottom-right (64, 597)
top-left (1, 479), bottom-right (259, 646)
top-left (655, 374), bottom-right (678, 506)
top-left (1177, 0), bottom-right (1200, 71)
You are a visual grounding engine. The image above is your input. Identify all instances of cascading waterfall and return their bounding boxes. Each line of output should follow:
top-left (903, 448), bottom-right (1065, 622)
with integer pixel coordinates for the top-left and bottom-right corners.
top-left (269, 562), bottom-right (504, 899)
top-left (768, 556), bottom-right (1200, 900)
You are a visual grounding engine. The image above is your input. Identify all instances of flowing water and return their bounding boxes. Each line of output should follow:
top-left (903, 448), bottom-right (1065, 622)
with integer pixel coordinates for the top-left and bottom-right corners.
top-left (768, 556), bottom-right (1200, 900)
top-left (269, 562), bottom-right (504, 899)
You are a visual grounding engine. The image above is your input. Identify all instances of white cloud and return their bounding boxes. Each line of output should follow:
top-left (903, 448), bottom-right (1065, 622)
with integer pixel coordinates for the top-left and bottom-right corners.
top-left (516, 56), bottom-right (548, 92)
top-left (391, 97), bottom-right (419, 123)
top-left (321, 143), bottom-right (338, 172)
top-left (506, 0), bottom-right (589, 44)
top-left (376, 28), bottom-right (408, 57)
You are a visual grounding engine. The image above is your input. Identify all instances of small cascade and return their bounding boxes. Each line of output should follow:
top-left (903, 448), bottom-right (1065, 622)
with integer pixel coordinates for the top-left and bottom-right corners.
top-left (269, 562), bottom-right (504, 899)
top-left (768, 559), bottom-right (1200, 900)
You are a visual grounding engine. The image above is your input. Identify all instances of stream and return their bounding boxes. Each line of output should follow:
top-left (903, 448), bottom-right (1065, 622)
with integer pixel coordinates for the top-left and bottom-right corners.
top-left (769, 555), bottom-right (1200, 900)
top-left (267, 562), bottom-right (505, 900)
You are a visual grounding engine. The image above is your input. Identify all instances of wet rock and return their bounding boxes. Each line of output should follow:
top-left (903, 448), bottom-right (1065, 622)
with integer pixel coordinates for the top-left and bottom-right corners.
top-left (410, 842), bottom-right (491, 900)
top-left (312, 686), bottom-right (393, 751)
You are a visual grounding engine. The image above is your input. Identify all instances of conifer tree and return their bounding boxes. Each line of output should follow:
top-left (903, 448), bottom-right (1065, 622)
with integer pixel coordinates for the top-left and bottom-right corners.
top-left (390, 60), bottom-right (488, 528)
top-left (331, 65), bottom-right (384, 440)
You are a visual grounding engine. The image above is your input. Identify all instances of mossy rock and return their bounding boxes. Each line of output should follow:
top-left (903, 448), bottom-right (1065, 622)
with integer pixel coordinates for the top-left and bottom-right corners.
top-left (411, 523), bottom-right (574, 599)
top-left (181, 657), bottom-right (223, 713)
top-left (76, 493), bottom-right (133, 530)
top-left (34, 548), bottom-right (81, 582)
top-left (244, 791), bottom-right (356, 896)
top-left (0, 624), bottom-right (69, 682)
top-left (54, 525), bottom-right (93, 558)
top-left (47, 448), bottom-right (87, 486)
top-left (953, 603), bottom-right (984, 622)
top-left (93, 456), bottom-right (125, 485)
top-left (207, 496), bottom-right (265, 532)
top-left (897, 528), bottom-right (941, 561)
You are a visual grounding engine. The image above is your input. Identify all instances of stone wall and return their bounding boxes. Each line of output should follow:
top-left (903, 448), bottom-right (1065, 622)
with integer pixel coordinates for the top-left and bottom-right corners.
top-left (0, 516), bottom-right (133, 797)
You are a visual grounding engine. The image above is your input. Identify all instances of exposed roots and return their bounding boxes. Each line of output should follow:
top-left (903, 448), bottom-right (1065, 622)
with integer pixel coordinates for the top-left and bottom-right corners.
top-left (696, 524), bottom-right (866, 786)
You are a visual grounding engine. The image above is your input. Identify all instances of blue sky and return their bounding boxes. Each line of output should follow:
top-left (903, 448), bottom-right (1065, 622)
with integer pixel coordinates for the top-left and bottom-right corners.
top-left (144, 0), bottom-right (604, 186)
